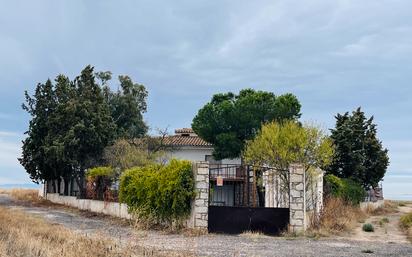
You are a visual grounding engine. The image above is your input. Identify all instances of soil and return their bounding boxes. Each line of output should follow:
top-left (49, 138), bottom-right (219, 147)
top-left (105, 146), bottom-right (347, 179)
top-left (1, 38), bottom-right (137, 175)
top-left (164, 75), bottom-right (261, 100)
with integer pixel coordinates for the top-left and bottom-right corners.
top-left (1, 193), bottom-right (412, 257)
top-left (342, 204), bottom-right (412, 244)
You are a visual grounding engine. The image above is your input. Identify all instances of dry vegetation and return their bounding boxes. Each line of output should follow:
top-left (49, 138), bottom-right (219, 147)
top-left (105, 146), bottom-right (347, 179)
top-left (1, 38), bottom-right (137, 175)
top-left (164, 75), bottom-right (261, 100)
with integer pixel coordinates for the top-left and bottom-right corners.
top-left (9, 189), bottom-right (41, 202)
top-left (400, 212), bottom-right (412, 243)
top-left (308, 197), bottom-right (366, 236)
top-left (0, 189), bottom-right (11, 194)
top-left (363, 201), bottom-right (399, 216)
top-left (0, 206), bottom-right (192, 257)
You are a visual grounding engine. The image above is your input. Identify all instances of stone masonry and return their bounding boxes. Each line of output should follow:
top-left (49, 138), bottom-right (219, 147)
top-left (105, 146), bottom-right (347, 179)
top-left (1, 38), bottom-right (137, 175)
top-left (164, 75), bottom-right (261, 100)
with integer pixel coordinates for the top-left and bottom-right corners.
top-left (289, 164), bottom-right (306, 233)
top-left (187, 161), bottom-right (209, 229)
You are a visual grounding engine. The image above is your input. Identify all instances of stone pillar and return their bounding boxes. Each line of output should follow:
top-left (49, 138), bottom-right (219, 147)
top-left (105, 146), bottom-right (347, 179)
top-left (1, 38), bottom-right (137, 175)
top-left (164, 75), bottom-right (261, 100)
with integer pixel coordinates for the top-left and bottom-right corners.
top-left (289, 164), bottom-right (306, 233)
top-left (187, 161), bottom-right (209, 229)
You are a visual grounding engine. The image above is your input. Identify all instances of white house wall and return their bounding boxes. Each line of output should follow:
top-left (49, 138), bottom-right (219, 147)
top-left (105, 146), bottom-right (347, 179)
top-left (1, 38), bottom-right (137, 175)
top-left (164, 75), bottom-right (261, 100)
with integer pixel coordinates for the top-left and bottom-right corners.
top-left (166, 147), bottom-right (241, 165)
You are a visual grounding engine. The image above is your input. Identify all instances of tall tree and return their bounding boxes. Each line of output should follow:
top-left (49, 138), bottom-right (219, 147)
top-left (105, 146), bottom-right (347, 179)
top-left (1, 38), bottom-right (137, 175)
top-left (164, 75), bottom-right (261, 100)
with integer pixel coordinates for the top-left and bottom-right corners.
top-left (20, 66), bottom-right (148, 194)
top-left (192, 89), bottom-right (301, 160)
top-left (66, 66), bottom-right (116, 193)
top-left (108, 75), bottom-right (148, 139)
top-left (327, 107), bottom-right (389, 189)
top-left (19, 80), bottom-right (60, 185)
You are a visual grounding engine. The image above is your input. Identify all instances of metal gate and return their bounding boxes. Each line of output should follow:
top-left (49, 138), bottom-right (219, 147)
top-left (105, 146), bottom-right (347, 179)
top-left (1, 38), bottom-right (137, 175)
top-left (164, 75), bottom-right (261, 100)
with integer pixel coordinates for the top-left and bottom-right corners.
top-left (208, 206), bottom-right (289, 235)
top-left (208, 165), bottom-right (290, 235)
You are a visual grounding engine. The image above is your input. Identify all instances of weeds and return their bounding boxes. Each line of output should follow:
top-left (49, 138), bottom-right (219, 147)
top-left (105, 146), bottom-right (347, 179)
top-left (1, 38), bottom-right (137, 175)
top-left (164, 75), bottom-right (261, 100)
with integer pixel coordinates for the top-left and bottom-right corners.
top-left (0, 206), bottom-right (192, 257)
top-left (379, 217), bottom-right (389, 226)
top-left (399, 212), bottom-right (412, 243)
top-left (308, 197), bottom-right (365, 236)
top-left (363, 201), bottom-right (398, 216)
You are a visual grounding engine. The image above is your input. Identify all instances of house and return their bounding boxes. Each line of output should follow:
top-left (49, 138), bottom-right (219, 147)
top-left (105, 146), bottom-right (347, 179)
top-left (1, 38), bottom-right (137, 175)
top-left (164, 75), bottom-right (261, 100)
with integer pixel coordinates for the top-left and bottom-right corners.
top-left (163, 128), bottom-right (241, 165)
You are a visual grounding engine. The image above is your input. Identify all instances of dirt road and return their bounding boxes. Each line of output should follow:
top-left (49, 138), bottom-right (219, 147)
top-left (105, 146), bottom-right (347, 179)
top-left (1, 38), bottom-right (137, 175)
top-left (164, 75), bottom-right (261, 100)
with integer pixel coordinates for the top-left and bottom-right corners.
top-left (1, 194), bottom-right (411, 257)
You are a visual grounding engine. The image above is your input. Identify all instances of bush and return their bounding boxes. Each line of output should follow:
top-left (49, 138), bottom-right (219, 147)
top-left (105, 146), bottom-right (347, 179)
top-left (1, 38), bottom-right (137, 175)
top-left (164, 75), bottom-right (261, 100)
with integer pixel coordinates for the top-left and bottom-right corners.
top-left (310, 197), bottom-right (365, 235)
top-left (119, 159), bottom-right (195, 226)
top-left (400, 212), bottom-right (412, 243)
top-left (400, 212), bottom-right (412, 229)
top-left (362, 223), bottom-right (374, 232)
top-left (324, 174), bottom-right (365, 204)
top-left (86, 166), bottom-right (116, 201)
top-left (86, 166), bottom-right (115, 179)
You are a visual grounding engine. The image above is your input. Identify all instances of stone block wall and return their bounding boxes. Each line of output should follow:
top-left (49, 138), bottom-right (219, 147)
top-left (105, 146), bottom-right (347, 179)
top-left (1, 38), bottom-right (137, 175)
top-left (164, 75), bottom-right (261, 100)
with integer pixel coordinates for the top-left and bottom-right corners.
top-left (289, 164), bottom-right (306, 233)
top-left (187, 161), bottom-right (209, 229)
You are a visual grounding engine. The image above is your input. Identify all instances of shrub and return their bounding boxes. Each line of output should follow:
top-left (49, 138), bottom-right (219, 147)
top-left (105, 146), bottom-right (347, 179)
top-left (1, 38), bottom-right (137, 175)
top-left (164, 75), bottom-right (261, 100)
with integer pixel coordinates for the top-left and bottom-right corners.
top-left (310, 197), bottom-right (365, 235)
top-left (119, 159), bottom-right (195, 226)
top-left (324, 174), bottom-right (365, 204)
top-left (400, 212), bottom-right (412, 229)
top-left (400, 212), bottom-right (412, 243)
top-left (86, 166), bottom-right (116, 201)
top-left (362, 223), bottom-right (374, 232)
top-left (86, 166), bottom-right (115, 179)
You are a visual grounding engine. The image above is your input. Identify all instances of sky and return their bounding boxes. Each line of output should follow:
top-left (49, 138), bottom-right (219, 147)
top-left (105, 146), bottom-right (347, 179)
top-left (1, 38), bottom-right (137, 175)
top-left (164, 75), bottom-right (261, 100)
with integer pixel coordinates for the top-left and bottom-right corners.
top-left (0, 1), bottom-right (411, 198)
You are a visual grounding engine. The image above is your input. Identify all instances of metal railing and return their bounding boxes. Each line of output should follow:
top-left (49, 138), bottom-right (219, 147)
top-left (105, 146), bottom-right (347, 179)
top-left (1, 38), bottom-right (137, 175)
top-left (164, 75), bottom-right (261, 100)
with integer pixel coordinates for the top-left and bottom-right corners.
top-left (209, 164), bottom-right (245, 180)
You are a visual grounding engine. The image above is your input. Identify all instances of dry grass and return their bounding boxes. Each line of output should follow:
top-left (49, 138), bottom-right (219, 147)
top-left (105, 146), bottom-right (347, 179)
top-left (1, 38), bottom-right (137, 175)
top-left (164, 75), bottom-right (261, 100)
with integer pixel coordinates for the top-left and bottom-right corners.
top-left (363, 200), bottom-right (399, 216)
top-left (0, 188), bottom-right (11, 194)
top-left (399, 212), bottom-right (412, 243)
top-left (308, 197), bottom-right (366, 236)
top-left (0, 206), bottom-right (192, 257)
top-left (9, 189), bottom-right (41, 202)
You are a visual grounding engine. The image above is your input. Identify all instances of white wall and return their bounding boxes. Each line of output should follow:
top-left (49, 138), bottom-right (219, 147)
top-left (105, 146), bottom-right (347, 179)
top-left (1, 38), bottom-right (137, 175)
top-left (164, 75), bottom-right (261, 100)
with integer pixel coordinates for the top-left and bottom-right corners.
top-left (45, 193), bottom-right (132, 219)
top-left (167, 146), bottom-right (241, 165)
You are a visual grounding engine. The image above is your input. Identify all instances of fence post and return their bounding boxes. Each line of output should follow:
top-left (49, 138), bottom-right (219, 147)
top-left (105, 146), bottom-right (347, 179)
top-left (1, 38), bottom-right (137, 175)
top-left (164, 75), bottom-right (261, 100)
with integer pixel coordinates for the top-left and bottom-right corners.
top-left (188, 161), bottom-right (209, 230)
top-left (289, 164), bottom-right (306, 233)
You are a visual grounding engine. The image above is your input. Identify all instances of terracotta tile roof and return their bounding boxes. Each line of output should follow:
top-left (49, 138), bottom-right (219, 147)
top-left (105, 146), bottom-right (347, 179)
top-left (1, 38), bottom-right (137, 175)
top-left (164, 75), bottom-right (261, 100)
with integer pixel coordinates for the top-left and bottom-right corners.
top-left (163, 135), bottom-right (212, 147)
top-left (174, 128), bottom-right (194, 134)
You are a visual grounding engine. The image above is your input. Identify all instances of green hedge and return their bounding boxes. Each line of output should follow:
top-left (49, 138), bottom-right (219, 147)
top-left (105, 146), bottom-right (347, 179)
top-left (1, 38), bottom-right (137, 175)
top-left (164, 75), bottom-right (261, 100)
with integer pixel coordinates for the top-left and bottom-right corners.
top-left (119, 159), bottom-right (195, 225)
top-left (86, 166), bottom-right (115, 179)
top-left (324, 174), bottom-right (365, 204)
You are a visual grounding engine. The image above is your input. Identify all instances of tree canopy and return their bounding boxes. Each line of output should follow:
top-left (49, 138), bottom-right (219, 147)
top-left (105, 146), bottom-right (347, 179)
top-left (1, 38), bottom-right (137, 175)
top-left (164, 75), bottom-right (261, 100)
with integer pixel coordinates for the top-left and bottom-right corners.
top-left (19, 66), bottom-right (148, 194)
top-left (326, 107), bottom-right (389, 189)
top-left (243, 120), bottom-right (334, 172)
top-left (192, 89), bottom-right (301, 160)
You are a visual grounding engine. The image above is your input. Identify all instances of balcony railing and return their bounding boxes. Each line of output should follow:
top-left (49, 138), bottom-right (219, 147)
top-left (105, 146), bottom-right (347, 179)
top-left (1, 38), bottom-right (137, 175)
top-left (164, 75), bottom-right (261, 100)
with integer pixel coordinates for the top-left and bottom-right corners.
top-left (209, 164), bottom-right (246, 181)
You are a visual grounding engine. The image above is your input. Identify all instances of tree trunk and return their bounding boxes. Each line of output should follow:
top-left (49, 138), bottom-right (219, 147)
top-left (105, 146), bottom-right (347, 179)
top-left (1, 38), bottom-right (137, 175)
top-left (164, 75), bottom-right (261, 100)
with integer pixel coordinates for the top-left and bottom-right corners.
top-left (56, 178), bottom-right (61, 194)
top-left (51, 180), bottom-right (56, 193)
top-left (76, 176), bottom-right (86, 199)
top-left (64, 178), bottom-right (69, 196)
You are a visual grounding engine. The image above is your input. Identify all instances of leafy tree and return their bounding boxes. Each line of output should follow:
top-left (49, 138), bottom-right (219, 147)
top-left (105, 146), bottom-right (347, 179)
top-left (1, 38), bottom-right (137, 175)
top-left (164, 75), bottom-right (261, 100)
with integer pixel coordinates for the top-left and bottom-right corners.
top-left (19, 80), bottom-right (60, 186)
top-left (244, 120), bottom-right (334, 208)
top-left (98, 73), bottom-right (148, 140)
top-left (327, 107), bottom-right (389, 189)
top-left (103, 139), bottom-right (162, 171)
top-left (192, 89), bottom-right (301, 160)
top-left (20, 65), bottom-right (149, 195)
top-left (64, 66), bottom-right (116, 194)
top-left (244, 120), bottom-right (334, 173)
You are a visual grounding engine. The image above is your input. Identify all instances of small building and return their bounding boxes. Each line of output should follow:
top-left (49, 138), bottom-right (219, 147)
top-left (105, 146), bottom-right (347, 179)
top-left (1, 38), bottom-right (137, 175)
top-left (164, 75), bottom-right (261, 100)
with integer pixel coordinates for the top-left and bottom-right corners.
top-left (163, 128), bottom-right (241, 165)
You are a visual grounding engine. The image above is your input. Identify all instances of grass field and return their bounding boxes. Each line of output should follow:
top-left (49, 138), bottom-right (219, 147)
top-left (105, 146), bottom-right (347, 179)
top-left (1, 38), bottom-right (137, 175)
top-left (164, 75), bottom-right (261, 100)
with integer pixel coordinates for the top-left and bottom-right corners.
top-left (0, 205), bottom-right (192, 257)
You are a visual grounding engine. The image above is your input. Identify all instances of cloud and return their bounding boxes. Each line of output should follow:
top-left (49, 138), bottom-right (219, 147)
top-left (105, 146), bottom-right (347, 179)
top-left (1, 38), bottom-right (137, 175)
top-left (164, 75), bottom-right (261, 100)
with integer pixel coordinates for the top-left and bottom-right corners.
top-left (0, 131), bottom-right (28, 184)
top-left (0, 0), bottom-right (412, 184)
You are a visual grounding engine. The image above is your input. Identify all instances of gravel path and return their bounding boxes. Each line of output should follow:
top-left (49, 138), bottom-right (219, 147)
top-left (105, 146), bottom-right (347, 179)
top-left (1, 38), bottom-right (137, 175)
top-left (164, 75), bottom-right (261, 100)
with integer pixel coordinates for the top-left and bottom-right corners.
top-left (1, 194), bottom-right (412, 257)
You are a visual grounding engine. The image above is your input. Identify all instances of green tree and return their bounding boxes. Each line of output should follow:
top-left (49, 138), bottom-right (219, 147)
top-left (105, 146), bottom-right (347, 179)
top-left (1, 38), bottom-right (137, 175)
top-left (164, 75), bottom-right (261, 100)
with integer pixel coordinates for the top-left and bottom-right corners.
top-left (99, 74), bottom-right (148, 140)
top-left (66, 66), bottom-right (116, 194)
top-left (244, 120), bottom-right (334, 173)
top-left (19, 80), bottom-right (60, 186)
top-left (192, 89), bottom-right (301, 160)
top-left (20, 66), bottom-right (150, 195)
top-left (327, 107), bottom-right (389, 189)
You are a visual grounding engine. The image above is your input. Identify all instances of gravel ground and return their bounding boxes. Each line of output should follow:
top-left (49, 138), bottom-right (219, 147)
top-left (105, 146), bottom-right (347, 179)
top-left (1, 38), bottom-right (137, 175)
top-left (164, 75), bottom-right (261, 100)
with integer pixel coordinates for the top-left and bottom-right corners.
top-left (1, 194), bottom-right (412, 257)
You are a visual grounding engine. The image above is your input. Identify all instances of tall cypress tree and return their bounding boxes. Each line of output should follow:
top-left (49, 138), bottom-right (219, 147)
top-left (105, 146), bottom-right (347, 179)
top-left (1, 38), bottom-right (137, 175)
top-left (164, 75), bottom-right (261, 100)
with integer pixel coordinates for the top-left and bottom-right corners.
top-left (67, 66), bottom-right (116, 194)
top-left (20, 79), bottom-right (60, 186)
top-left (327, 107), bottom-right (389, 188)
